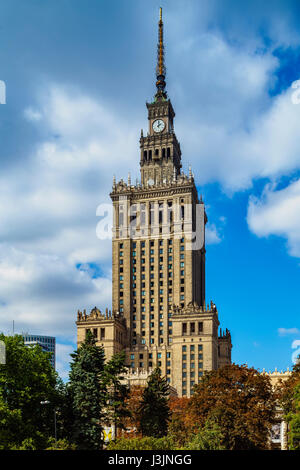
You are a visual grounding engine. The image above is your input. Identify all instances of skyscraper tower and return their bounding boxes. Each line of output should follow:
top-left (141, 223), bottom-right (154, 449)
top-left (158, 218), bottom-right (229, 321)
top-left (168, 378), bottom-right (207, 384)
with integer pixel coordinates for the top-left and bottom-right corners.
top-left (76, 9), bottom-right (232, 397)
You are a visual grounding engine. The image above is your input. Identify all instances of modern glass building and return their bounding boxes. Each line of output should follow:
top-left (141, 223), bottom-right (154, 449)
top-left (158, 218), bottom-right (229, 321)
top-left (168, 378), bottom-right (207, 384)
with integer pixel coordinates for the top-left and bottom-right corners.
top-left (22, 334), bottom-right (56, 369)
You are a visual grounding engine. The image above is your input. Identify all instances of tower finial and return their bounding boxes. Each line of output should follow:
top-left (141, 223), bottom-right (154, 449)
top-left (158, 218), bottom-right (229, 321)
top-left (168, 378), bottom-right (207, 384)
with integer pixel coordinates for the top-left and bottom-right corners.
top-left (155, 7), bottom-right (167, 100)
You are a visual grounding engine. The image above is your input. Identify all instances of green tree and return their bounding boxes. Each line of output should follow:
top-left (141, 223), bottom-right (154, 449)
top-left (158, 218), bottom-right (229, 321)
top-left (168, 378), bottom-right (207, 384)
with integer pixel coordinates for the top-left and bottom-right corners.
top-left (278, 359), bottom-right (300, 450)
top-left (68, 330), bottom-right (106, 450)
top-left (286, 384), bottom-right (300, 450)
top-left (138, 367), bottom-right (170, 437)
top-left (0, 334), bottom-right (61, 449)
top-left (188, 364), bottom-right (276, 450)
top-left (101, 350), bottom-right (130, 437)
top-left (184, 419), bottom-right (225, 450)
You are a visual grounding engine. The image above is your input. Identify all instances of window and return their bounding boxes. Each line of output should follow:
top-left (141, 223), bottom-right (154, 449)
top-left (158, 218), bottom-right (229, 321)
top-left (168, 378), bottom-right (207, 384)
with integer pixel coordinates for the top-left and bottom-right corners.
top-left (140, 203), bottom-right (146, 226)
top-left (198, 322), bottom-right (203, 333)
top-left (182, 323), bottom-right (187, 335)
top-left (190, 322), bottom-right (195, 334)
top-left (167, 201), bottom-right (173, 224)
top-left (100, 328), bottom-right (105, 340)
top-left (150, 203), bottom-right (155, 225)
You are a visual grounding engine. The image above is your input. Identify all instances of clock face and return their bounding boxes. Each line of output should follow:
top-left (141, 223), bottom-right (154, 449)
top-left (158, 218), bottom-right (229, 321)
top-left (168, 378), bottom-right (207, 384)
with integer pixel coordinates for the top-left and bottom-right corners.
top-left (152, 119), bottom-right (165, 133)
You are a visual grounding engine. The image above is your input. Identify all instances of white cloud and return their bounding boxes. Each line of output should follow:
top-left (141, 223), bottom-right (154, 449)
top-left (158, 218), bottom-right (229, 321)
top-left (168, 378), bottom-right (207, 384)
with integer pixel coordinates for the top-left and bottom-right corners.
top-left (24, 107), bottom-right (42, 122)
top-left (247, 179), bottom-right (300, 257)
top-left (278, 328), bottom-right (300, 336)
top-left (0, 84), bottom-right (138, 343)
top-left (206, 223), bottom-right (222, 245)
top-left (160, 10), bottom-right (300, 193)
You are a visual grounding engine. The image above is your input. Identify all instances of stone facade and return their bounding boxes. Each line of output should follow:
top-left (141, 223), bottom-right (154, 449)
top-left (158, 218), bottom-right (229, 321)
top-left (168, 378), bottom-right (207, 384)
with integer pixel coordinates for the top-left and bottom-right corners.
top-left (76, 9), bottom-right (232, 398)
top-left (261, 369), bottom-right (292, 450)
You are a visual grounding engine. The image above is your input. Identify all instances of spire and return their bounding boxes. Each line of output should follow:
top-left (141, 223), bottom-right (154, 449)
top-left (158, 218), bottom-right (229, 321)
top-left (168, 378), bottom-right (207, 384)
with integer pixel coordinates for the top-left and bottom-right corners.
top-left (155, 7), bottom-right (167, 100)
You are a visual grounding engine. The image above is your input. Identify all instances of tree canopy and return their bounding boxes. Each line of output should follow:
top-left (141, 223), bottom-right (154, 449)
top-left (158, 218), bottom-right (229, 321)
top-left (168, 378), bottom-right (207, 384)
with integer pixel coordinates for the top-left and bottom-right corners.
top-left (188, 363), bottom-right (276, 450)
top-left (138, 367), bottom-right (171, 438)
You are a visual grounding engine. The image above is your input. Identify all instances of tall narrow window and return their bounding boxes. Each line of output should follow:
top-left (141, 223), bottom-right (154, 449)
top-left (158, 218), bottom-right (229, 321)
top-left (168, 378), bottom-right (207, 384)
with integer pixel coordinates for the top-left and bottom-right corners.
top-left (180, 205), bottom-right (185, 220)
top-left (167, 201), bottom-right (173, 224)
top-left (130, 204), bottom-right (137, 227)
top-left (140, 203), bottom-right (146, 226)
top-left (150, 203), bottom-right (155, 225)
top-left (159, 202), bottom-right (163, 224)
top-left (119, 204), bottom-right (124, 226)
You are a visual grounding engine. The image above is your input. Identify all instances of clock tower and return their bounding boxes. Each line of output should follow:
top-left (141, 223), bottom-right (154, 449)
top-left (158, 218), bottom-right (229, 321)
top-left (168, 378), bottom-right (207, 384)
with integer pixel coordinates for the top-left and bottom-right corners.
top-left (140, 9), bottom-right (181, 187)
top-left (76, 8), bottom-right (232, 398)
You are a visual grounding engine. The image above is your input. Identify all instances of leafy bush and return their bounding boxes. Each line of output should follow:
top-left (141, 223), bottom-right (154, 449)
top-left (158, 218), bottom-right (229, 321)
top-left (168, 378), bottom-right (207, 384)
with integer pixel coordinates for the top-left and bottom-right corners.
top-left (107, 436), bottom-right (176, 450)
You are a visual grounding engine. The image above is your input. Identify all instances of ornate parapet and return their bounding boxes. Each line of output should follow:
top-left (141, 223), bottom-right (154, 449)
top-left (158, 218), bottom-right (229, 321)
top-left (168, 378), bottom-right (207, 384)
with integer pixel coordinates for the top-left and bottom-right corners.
top-left (218, 327), bottom-right (231, 341)
top-left (261, 368), bottom-right (292, 388)
top-left (110, 172), bottom-right (197, 198)
top-left (76, 306), bottom-right (126, 326)
top-left (172, 300), bottom-right (217, 316)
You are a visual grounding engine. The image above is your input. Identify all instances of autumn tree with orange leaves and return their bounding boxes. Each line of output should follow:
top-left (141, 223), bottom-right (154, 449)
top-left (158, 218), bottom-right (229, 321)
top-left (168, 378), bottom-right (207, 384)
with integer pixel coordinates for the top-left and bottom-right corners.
top-left (187, 364), bottom-right (276, 450)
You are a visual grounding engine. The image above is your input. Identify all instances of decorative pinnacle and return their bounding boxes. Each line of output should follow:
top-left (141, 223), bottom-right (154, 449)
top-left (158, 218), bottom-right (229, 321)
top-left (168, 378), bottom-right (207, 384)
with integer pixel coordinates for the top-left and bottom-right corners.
top-left (155, 7), bottom-right (167, 99)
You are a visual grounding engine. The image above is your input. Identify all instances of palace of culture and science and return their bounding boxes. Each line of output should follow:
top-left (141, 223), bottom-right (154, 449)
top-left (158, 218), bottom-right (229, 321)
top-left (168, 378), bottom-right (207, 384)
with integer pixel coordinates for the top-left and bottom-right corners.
top-left (76, 9), bottom-right (232, 398)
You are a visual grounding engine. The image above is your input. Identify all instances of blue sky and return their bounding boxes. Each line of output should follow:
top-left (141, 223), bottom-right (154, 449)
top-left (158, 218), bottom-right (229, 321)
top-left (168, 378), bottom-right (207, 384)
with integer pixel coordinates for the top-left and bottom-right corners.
top-left (0, 0), bottom-right (300, 379)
